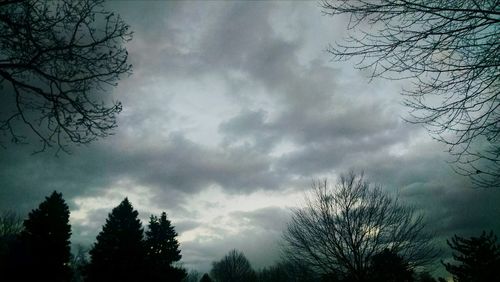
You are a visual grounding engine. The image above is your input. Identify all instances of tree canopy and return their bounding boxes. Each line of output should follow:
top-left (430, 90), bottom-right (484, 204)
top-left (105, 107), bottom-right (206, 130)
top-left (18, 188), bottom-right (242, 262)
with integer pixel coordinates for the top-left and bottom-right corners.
top-left (368, 249), bottom-right (414, 282)
top-left (86, 198), bottom-right (145, 282)
top-left (442, 231), bottom-right (500, 282)
top-left (0, 0), bottom-right (132, 152)
top-left (200, 273), bottom-right (213, 282)
top-left (145, 212), bottom-right (186, 281)
top-left (210, 249), bottom-right (256, 282)
top-left (20, 191), bottom-right (72, 282)
top-left (283, 171), bottom-right (438, 281)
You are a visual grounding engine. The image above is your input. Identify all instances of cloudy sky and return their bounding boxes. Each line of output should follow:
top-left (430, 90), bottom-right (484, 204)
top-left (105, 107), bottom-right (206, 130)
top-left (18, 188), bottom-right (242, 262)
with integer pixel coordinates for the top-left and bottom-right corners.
top-left (1, 0), bottom-right (499, 274)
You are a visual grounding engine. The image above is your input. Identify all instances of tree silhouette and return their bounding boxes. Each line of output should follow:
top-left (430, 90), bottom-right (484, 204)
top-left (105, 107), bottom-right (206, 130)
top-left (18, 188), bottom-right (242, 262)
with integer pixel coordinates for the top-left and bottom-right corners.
top-left (415, 272), bottom-right (438, 282)
top-left (368, 249), bottom-right (414, 282)
top-left (70, 244), bottom-right (89, 282)
top-left (321, 0), bottom-right (500, 187)
top-left (86, 198), bottom-right (145, 282)
top-left (210, 249), bottom-right (256, 282)
top-left (20, 191), bottom-right (72, 282)
top-left (0, 210), bottom-right (23, 276)
top-left (200, 273), bottom-right (213, 282)
top-left (183, 270), bottom-right (202, 282)
top-left (256, 260), bottom-right (320, 282)
top-left (0, 211), bottom-right (24, 281)
top-left (0, 211), bottom-right (23, 239)
top-left (283, 171), bottom-right (437, 281)
top-left (0, 0), bottom-right (132, 151)
top-left (145, 212), bottom-right (186, 281)
top-left (442, 231), bottom-right (500, 282)
top-left (256, 264), bottom-right (289, 282)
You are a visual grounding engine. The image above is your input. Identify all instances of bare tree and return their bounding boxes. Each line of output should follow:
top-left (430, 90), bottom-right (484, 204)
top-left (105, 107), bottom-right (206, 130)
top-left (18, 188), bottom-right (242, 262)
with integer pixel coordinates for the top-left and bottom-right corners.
top-left (283, 171), bottom-right (438, 281)
top-left (0, 211), bottom-right (24, 278)
top-left (183, 270), bottom-right (202, 282)
top-left (0, 210), bottom-right (23, 239)
top-left (321, 1), bottom-right (500, 187)
top-left (0, 0), bottom-right (132, 152)
top-left (210, 249), bottom-right (256, 282)
top-left (70, 244), bottom-right (89, 282)
top-left (256, 260), bottom-right (319, 282)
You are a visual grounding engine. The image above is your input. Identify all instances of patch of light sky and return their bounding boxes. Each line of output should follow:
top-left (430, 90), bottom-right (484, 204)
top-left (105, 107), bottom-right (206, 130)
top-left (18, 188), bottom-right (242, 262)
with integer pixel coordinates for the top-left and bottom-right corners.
top-left (178, 185), bottom-right (305, 242)
top-left (117, 74), bottom-right (240, 147)
top-left (71, 180), bottom-right (306, 246)
top-left (70, 179), bottom-right (161, 236)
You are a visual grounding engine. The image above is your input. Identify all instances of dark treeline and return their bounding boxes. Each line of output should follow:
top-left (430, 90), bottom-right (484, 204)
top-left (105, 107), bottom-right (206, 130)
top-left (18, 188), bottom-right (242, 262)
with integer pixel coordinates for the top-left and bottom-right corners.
top-left (1, 186), bottom-right (499, 282)
top-left (0, 192), bottom-right (185, 282)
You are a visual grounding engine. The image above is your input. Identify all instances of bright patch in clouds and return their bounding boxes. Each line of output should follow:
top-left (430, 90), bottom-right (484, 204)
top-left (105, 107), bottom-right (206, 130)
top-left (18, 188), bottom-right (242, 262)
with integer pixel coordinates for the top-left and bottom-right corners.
top-left (0, 0), bottom-right (498, 275)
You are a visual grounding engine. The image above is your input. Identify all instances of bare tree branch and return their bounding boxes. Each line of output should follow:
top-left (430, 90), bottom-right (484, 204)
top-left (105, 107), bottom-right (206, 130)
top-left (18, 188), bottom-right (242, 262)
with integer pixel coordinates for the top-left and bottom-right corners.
top-left (0, 210), bottom-right (23, 239)
top-left (283, 171), bottom-right (438, 281)
top-left (0, 0), bottom-right (132, 152)
top-left (322, 0), bottom-right (500, 188)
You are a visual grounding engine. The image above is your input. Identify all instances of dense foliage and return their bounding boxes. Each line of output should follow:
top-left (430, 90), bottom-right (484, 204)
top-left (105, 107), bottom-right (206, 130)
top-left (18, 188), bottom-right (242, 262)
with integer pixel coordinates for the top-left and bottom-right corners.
top-left (20, 191), bottom-right (72, 281)
top-left (443, 231), bottom-right (500, 282)
top-left (145, 212), bottom-right (186, 281)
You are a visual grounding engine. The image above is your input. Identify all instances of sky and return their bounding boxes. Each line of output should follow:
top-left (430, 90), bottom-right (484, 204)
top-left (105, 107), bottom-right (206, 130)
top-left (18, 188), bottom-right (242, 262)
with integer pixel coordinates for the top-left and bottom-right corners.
top-left (0, 0), bottom-right (499, 275)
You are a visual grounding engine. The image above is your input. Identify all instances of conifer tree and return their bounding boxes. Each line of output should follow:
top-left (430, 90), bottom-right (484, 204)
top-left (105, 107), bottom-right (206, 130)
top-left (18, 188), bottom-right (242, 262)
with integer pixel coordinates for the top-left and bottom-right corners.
top-left (200, 273), bottom-right (213, 282)
top-left (442, 231), bottom-right (500, 282)
top-left (20, 191), bottom-right (72, 282)
top-left (86, 198), bottom-right (145, 282)
top-left (145, 212), bottom-right (186, 281)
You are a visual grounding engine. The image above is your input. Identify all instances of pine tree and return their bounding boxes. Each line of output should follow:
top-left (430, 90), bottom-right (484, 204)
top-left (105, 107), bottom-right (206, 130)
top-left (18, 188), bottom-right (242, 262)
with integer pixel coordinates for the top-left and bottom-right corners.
top-left (20, 191), bottom-right (72, 282)
top-left (442, 231), bottom-right (500, 282)
top-left (200, 273), bottom-right (213, 282)
top-left (86, 198), bottom-right (145, 282)
top-left (145, 212), bottom-right (186, 281)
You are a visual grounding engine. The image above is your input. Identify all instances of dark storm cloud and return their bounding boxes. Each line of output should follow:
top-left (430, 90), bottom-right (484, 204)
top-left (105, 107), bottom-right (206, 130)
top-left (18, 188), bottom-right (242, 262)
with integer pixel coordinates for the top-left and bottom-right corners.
top-left (130, 133), bottom-right (283, 195)
top-left (0, 129), bottom-right (283, 213)
top-left (199, 2), bottom-right (291, 74)
top-left (402, 177), bottom-right (500, 238)
top-left (221, 99), bottom-right (413, 176)
top-left (1, 0), bottom-right (499, 274)
top-left (0, 146), bottom-right (114, 212)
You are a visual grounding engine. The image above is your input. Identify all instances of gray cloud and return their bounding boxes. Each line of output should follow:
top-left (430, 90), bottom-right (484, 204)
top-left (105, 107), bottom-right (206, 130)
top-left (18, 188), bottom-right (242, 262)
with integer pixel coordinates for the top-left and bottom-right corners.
top-left (0, 1), bottom-right (498, 276)
top-left (181, 206), bottom-right (291, 272)
top-left (230, 207), bottom-right (291, 234)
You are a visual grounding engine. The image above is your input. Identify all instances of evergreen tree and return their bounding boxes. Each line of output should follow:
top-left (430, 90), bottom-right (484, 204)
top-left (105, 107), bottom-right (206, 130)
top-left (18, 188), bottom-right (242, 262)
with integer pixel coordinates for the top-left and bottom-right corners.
top-left (200, 273), bottom-right (213, 282)
top-left (20, 191), bottom-right (72, 282)
top-left (145, 212), bottom-right (186, 281)
top-left (86, 198), bottom-right (145, 282)
top-left (442, 231), bottom-right (500, 282)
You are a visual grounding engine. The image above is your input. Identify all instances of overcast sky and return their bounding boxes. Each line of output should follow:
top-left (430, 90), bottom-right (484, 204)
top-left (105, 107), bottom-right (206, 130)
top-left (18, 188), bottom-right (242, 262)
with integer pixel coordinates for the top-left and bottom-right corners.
top-left (0, 1), bottom-right (499, 274)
